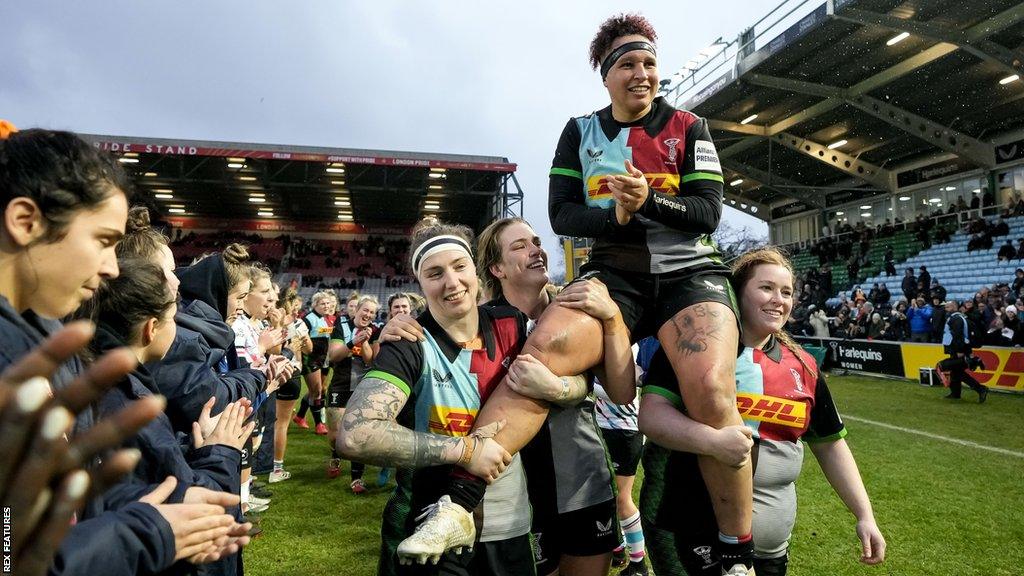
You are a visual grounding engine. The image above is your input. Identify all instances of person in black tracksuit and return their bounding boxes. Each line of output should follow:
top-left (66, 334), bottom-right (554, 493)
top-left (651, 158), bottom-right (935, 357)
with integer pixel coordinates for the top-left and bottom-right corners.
top-left (940, 300), bottom-right (989, 403)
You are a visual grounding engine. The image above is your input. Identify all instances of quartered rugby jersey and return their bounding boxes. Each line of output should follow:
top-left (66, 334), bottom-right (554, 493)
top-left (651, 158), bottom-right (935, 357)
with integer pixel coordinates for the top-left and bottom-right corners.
top-left (328, 320), bottom-right (379, 391)
top-left (643, 336), bottom-right (846, 443)
top-left (550, 97), bottom-right (725, 274)
top-left (367, 305), bottom-right (531, 542)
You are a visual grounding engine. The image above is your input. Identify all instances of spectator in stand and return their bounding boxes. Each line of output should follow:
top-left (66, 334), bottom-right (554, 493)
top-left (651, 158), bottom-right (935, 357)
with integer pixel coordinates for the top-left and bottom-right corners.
top-left (918, 266), bottom-right (931, 292)
top-left (832, 307), bottom-right (851, 338)
top-left (867, 313), bottom-right (885, 340)
top-left (994, 217), bottom-right (1010, 237)
top-left (848, 302), bottom-right (873, 339)
top-left (883, 247), bottom-right (896, 276)
top-left (970, 194), bottom-right (981, 212)
top-left (874, 283), bottom-right (891, 307)
top-left (867, 284), bottom-right (880, 305)
top-left (888, 302), bottom-right (909, 341)
top-left (1005, 306), bottom-right (1024, 346)
top-left (956, 196), bottom-right (969, 213)
top-left (1015, 240), bottom-right (1024, 261)
top-left (907, 297), bottom-right (933, 342)
top-left (984, 317), bottom-right (1013, 347)
top-left (902, 268), bottom-right (917, 301)
top-left (851, 286), bottom-right (866, 306)
top-left (930, 279), bottom-right (947, 303)
top-left (809, 308), bottom-right (830, 338)
top-left (929, 295), bottom-right (947, 343)
top-left (978, 301), bottom-right (995, 329)
top-left (998, 240), bottom-right (1016, 261)
top-left (1012, 269), bottom-right (1024, 298)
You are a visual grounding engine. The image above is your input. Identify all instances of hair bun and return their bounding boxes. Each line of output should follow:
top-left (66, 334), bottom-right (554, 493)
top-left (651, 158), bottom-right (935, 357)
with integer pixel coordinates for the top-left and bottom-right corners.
top-left (126, 206), bottom-right (151, 233)
top-left (222, 242), bottom-right (251, 265)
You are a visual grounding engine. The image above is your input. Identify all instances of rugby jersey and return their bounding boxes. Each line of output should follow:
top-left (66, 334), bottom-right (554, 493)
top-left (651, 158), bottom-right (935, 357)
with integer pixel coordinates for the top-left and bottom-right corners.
top-left (549, 96), bottom-right (725, 274)
top-left (328, 319), bottom-right (380, 391)
top-left (368, 305), bottom-right (531, 542)
top-left (486, 295), bottom-right (614, 514)
top-left (641, 336), bottom-right (846, 556)
top-left (302, 311), bottom-right (337, 372)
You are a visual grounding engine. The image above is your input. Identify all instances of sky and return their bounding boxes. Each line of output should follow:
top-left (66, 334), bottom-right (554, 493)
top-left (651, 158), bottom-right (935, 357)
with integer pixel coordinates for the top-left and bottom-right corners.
top-left (1, 0), bottom-right (771, 274)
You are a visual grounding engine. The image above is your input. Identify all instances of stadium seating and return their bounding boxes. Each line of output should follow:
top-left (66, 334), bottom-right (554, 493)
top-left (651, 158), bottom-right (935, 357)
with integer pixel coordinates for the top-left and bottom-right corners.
top-left (827, 215), bottom-right (1024, 305)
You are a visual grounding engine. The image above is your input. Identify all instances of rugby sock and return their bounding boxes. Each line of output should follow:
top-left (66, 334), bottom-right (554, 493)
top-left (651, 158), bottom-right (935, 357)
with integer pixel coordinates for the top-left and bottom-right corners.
top-left (332, 447), bottom-right (340, 460)
top-left (448, 469), bottom-right (487, 513)
top-left (273, 459), bottom-right (284, 472)
top-left (310, 399), bottom-right (324, 426)
top-left (622, 511), bottom-right (646, 560)
top-left (716, 532), bottom-right (753, 569)
top-left (297, 395), bottom-right (309, 418)
top-left (351, 461), bottom-right (365, 481)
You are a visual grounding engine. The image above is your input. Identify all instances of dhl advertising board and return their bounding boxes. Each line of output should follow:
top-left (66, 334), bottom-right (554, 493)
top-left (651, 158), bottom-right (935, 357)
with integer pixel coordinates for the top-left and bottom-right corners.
top-left (901, 344), bottom-right (1024, 393)
top-left (795, 337), bottom-right (1024, 394)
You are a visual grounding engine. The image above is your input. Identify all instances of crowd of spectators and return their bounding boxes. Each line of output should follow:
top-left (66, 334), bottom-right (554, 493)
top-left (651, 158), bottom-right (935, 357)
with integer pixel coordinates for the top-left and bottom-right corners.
top-left (788, 268), bottom-right (1024, 348)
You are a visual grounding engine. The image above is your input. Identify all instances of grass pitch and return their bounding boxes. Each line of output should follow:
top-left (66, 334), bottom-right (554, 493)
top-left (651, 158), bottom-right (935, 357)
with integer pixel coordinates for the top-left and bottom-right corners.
top-left (246, 376), bottom-right (1023, 576)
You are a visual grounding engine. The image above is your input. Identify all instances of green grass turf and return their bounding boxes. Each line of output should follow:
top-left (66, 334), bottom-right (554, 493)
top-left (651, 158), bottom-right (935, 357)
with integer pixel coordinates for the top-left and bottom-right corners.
top-left (246, 376), bottom-right (1024, 576)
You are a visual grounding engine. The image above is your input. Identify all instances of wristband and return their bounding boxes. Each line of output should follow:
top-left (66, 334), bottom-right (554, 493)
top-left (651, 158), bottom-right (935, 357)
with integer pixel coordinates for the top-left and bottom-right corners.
top-left (558, 377), bottom-right (570, 401)
top-left (457, 435), bottom-right (478, 467)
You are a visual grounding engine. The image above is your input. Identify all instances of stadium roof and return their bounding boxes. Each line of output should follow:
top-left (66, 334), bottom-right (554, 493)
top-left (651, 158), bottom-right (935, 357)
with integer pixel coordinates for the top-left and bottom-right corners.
top-left (79, 134), bottom-right (522, 233)
top-left (661, 0), bottom-right (1024, 221)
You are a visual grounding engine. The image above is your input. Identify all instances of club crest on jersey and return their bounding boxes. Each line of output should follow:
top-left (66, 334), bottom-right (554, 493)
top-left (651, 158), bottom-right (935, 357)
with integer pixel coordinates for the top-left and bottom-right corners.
top-left (663, 138), bottom-right (681, 164)
top-left (790, 367), bottom-right (804, 392)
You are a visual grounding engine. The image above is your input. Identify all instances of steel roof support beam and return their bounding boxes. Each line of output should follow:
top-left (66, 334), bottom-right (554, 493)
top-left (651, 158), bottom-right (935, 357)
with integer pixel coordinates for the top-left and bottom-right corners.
top-left (721, 158), bottom-right (827, 207)
top-left (707, 120), bottom-right (768, 136)
top-left (744, 73), bottom-right (995, 168)
top-left (845, 93), bottom-right (995, 168)
top-left (834, 6), bottom-right (1024, 79)
top-left (722, 192), bottom-right (770, 221)
top-left (774, 132), bottom-right (894, 191)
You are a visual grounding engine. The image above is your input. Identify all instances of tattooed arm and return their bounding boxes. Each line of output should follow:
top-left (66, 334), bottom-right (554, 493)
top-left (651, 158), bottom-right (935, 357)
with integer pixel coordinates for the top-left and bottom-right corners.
top-left (336, 377), bottom-right (463, 468)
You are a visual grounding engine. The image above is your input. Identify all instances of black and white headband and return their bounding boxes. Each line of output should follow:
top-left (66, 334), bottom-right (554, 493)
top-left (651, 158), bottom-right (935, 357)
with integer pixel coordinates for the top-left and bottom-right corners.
top-left (412, 235), bottom-right (474, 276)
top-left (600, 41), bottom-right (657, 80)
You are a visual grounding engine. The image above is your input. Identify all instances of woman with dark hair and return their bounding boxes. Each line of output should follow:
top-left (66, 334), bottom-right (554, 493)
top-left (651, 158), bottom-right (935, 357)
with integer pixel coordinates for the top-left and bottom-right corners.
top-left (0, 129), bottom-right (232, 575)
top-left (640, 247), bottom-right (885, 575)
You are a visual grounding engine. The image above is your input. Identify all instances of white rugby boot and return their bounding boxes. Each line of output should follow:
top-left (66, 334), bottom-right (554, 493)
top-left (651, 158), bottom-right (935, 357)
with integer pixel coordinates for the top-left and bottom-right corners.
top-left (396, 495), bottom-right (475, 565)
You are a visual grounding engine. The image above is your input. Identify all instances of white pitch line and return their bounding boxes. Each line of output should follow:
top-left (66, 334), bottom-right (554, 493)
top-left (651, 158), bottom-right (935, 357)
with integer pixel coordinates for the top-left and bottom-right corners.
top-left (844, 415), bottom-right (1024, 459)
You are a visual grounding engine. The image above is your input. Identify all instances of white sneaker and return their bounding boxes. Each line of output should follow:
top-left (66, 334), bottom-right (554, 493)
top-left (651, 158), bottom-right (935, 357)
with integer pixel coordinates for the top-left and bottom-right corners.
top-left (396, 495), bottom-right (475, 565)
top-left (722, 564), bottom-right (755, 576)
top-left (268, 469), bottom-right (291, 483)
top-left (246, 501), bottom-right (269, 514)
top-left (249, 494), bottom-right (272, 507)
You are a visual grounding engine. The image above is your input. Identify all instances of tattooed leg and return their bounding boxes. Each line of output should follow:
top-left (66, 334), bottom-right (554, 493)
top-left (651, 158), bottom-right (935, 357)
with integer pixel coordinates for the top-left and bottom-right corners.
top-left (656, 301), bottom-right (752, 537)
top-left (337, 377), bottom-right (463, 469)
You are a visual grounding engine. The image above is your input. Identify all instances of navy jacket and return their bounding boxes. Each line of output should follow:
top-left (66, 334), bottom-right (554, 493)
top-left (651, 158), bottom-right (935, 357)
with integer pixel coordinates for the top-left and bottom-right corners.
top-left (94, 324), bottom-right (243, 576)
top-left (95, 324), bottom-right (242, 499)
top-left (147, 299), bottom-right (266, 434)
top-left (0, 297), bottom-right (175, 576)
